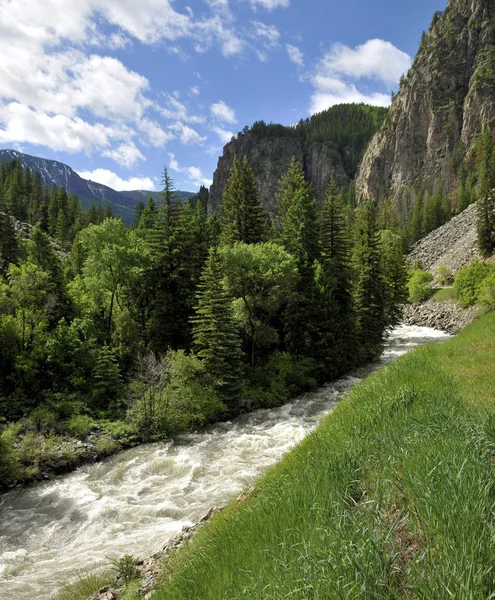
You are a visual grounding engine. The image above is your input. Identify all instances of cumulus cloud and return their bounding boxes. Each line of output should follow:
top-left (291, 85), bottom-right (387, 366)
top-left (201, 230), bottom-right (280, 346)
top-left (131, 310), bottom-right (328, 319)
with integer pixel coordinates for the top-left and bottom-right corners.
top-left (103, 143), bottom-right (145, 167)
top-left (170, 122), bottom-right (207, 145)
top-left (310, 39), bottom-right (411, 113)
top-left (212, 125), bottom-right (235, 144)
top-left (168, 153), bottom-right (213, 188)
top-left (210, 101), bottom-right (237, 124)
top-left (286, 44), bottom-right (303, 67)
top-left (77, 168), bottom-right (155, 191)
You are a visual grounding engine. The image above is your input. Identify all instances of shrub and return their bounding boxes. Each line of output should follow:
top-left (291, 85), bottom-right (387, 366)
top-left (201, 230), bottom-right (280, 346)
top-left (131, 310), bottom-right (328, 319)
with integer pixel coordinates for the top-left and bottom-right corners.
top-left (408, 268), bottom-right (434, 302)
top-left (478, 272), bottom-right (495, 311)
top-left (453, 261), bottom-right (495, 308)
top-left (436, 265), bottom-right (453, 285)
top-left (65, 414), bottom-right (95, 439)
top-left (28, 406), bottom-right (57, 433)
top-left (94, 437), bottom-right (120, 456)
top-left (107, 554), bottom-right (138, 584)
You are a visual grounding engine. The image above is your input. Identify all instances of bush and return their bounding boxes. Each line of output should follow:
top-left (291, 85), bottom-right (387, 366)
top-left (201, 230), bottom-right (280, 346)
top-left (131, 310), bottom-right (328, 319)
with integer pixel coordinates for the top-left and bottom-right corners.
top-left (28, 406), bottom-right (57, 433)
top-left (453, 261), bottom-right (495, 308)
top-left (479, 272), bottom-right (495, 311)
top-left (65, 414), bottom-right (95, 439)
top-left (129, 351), bottom-right (226, 438)
top-left (408, 268), bottom-right (434, 302)
top-left (436, 265), bottom-right (453, 285)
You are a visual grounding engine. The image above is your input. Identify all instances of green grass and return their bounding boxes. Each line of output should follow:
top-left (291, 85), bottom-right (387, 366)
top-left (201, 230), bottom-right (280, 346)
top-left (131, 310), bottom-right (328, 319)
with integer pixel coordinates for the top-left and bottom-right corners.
top-left (431, 286), bottom-right (455, 302)
top-left (53, 570), bottom-right (112, 600)
top-left (150, 312), bottom-right (495, 600)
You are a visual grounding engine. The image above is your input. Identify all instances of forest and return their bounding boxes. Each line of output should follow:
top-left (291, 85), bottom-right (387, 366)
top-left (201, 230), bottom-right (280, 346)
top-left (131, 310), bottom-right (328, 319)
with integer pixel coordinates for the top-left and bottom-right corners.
top-left (0, 151), bottom-right (409, 486)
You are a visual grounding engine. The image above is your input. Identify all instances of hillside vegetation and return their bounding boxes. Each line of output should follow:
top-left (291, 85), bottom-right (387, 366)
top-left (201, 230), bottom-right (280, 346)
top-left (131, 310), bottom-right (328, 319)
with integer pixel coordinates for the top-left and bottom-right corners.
top-left (145, 312), bottom-right (495, 600)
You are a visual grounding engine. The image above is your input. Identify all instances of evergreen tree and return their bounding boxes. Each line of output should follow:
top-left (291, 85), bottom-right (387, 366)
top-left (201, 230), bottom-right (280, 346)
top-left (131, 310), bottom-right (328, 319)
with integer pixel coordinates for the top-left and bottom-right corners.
top-left (191, 248), bottom-right (243, 407)
top-left (352, 202), bottom-right (387, 362)
top-left (477, 126), bottom-right (495, 257)
top-left (275, 157), bottom-right (311, 228)
top-left (91, 345), bottom-right (123, 412)
top-left (131, 201), bottom-right (145, 230)
top-left (316, 178), bottom-right (356, 377)
top-left (220, 155), bottom-right (269, 246)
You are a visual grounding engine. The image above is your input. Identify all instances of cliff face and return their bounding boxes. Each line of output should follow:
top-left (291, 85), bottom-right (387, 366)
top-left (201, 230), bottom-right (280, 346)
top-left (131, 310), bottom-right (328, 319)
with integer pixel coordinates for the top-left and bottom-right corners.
top-left (208, 104), bottom-right (387, 215)
top-left (208, 135), bottom-right (348, 215)
top-left (357, 0), bottom-right (495, 211)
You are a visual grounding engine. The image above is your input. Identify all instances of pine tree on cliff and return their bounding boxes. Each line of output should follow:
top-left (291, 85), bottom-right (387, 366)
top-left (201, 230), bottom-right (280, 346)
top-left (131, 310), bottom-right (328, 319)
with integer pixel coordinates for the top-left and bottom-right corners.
top-left (220, 155), bottom-right (269, 246)
top-left (191, 247), bottom-right (243, 407)
top-left (352, 201), bottom-right (387, 363)
top-left (477, 126), bottom-right (495, 257)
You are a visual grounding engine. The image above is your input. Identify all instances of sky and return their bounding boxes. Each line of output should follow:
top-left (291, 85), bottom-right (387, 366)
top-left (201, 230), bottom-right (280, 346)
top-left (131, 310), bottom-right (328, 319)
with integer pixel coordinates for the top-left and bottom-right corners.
top-left (0, 0), bottom-right (446, 193)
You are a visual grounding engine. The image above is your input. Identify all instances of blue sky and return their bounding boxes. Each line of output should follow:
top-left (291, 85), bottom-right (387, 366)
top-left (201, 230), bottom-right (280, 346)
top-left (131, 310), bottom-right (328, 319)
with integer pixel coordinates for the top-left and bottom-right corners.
top-left (0, 0), bottom-right (445, 193)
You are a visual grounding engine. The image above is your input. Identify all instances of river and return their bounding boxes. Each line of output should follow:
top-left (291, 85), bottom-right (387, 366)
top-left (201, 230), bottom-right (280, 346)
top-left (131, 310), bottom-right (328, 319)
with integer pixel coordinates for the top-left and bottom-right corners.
top-left (0, 325), bottom-right (450, 599)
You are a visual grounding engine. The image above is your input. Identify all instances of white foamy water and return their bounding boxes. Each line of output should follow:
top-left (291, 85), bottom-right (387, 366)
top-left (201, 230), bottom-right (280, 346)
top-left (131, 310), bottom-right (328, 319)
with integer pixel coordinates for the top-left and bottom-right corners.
top-left (0, 325), bottom-right (450, 599)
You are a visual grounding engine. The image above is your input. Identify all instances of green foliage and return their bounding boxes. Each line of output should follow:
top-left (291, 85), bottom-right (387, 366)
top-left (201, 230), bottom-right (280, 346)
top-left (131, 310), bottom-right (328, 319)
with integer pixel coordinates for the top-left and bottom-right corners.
top-left (91, 345), bottom-right (123, 412)
top-left (437, 264), bottom-right (453, 285)
top-left (191, 248), bottom-right (243, 405)
top-left (454, 261), bottom-right (495, 308)
top-left (352, 202), bottom-right (387, 361)
top-left (408, 268), bottom-right (434, 302)
top-left (107, 554), bottom-right (139, 585)
top-left (55, 570), bottom-right (112, 600)
top-left (220, 155), bottom-right (270, 246)
top-left (479, 272), bottom-right (495, 311)
top-left (65, 414), bottom-right (95, 439)
top-left (476, 126), bottom-right (495, 257)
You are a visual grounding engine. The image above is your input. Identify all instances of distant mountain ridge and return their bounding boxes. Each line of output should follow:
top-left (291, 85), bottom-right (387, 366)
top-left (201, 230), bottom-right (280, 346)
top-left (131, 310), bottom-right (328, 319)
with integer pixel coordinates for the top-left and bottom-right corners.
top-left (0, 149), bottom-right (194, 224)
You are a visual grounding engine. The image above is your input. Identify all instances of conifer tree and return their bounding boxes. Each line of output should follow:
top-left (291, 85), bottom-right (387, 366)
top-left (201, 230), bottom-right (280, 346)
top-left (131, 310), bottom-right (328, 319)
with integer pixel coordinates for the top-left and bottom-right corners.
top-left (91, 345), bottom-right (123, 411)
top-left (220, 155), bottom-right (269, 246)
top-left (477, 126), bottom-right (495, 257)
top-left (191, 248), bottom-right (243, 407)
top-left (316, 178), bottom-right (356, 376)
top-left (352, 202), bottom-right (387, 362)
top-left (275, 156), bottom-right (311, 228)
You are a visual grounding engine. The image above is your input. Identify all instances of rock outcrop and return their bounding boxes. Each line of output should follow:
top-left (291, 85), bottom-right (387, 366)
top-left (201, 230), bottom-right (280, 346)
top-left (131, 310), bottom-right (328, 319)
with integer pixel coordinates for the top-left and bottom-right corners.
top-left (357, 0), bottom-right (495, 213)
top-left (208, 105), bottom-right (387, 215)
top-left (208, 134), bottom-right (348, 215)
top-left (401, 300), bottom-right (478, 334)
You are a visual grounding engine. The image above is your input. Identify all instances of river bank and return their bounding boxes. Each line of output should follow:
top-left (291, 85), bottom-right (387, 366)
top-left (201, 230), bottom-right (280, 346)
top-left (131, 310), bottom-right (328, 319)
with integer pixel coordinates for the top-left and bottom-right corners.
top-left (142, 312), bottom-right (495, 600)
top-left (401, 299), bottom-right (479, 334)
top-left (0, 326), bottom-right (449, 600)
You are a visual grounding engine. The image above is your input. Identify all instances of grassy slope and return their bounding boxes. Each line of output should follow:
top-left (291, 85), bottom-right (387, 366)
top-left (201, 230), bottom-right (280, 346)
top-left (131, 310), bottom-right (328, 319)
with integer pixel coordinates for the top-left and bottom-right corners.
top-left (151, 313), bottom-right (495, 600)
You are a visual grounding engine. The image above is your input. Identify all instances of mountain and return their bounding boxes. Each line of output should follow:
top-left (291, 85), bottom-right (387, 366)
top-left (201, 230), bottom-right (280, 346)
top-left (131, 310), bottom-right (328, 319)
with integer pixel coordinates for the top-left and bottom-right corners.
top-left (357, 0), bottom-right (495, 216)
top-left (208, 104), bottom-right (387, 215)
top-left (0, 149), bottom-right (194, 224)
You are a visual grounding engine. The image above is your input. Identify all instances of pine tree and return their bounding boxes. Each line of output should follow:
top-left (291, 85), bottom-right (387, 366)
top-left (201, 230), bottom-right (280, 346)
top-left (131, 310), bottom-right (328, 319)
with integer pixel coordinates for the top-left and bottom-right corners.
top-left (477, 126), bottom-right (495, 257)
top-left (275, 156), bottom-right (311, 228)
top-left (191, 248), bottom-right (243, 407)
top-left (220, 155), bottom-right (269, 246)
top-left (352, 202), bottom-right (387, 362)
top-left (91, 345), bottom-right (123, 412)
top-left (131, 201), bottom-right (145, 230)
top-left (316, 178), bottom-right (356, 377)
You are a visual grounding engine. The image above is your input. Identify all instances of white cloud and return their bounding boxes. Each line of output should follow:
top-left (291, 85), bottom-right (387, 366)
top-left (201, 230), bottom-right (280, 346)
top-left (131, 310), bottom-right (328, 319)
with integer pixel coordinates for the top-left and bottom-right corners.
top-left (310, 39), bottom-right (411, 114)
top-left (139, 119), bottom-right (175, 147)
top-left (103, 143), bottom-right (145, 167)
top-left (170, 122), bottom-right (207, 145)
top-left (248, 0), bottom-right (290, 10)
top-left (212, 126), bottom-right (235, 144)
top-left (77, 168), bottom-right (155, 191)
top-left (190, 86), bottom-right (200, 96)
top-left (317, 39), bottom-right (411, 86)
top-left (210, 101), bottom-right (237, 124)
top-left (287, 44), bottom-right (303, 67)
top-left (159, 95), bottom-right (205, 124)
top-left (0, 102), bottom-right (117, 153)
top-left (251, 21), bottom-right (280, 47)
top-left (168, 153), bottom-right (212, 188)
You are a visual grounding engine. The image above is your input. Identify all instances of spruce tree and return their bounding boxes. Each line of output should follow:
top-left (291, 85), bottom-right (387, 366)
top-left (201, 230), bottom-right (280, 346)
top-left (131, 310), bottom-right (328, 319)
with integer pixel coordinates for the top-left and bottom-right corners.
top-left (91, 345), bottom-right (123, 412)
top-left (275, 156), bottom-right (311, 228)
top-left (477, 126), bottom-right (495, 257)
top-left (352, 202), bottom-right (387, 362)
top-left (220, 155), bottom-right (269, 246)
top-left (191, 248), bottom-right (243, 408)
top-left (316, 178), bottom-right (356, 376)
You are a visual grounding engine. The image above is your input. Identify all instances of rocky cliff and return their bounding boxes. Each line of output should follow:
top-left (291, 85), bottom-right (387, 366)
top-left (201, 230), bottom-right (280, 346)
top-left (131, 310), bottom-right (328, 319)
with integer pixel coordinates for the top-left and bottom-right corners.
top-left (357, 0), bottom-right (495, 213)
top-left (208, 104), bottom-right (387, 215)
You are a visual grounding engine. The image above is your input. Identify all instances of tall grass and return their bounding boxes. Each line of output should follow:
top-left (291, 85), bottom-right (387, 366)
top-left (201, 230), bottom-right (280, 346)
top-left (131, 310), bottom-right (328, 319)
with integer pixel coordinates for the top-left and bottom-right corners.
top-left (152, 313), bottom-right (495, 599)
